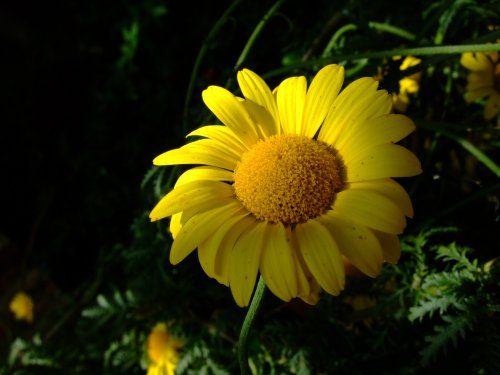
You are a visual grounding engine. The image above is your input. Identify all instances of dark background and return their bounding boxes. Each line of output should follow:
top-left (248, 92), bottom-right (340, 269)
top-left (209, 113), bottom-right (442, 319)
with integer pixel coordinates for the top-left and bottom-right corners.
top-left (0, 0), bottom-right (357, 292)
top-left (0, 1), bottom-right (237, 291)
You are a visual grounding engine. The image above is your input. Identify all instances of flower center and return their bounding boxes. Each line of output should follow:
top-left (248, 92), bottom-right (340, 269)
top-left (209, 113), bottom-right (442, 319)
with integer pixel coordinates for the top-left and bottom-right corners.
top-left (233, 134), bottom-right (344, 225)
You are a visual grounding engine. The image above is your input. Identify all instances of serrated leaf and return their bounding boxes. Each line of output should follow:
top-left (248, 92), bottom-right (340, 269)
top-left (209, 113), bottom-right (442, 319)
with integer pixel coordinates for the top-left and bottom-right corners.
top-left (206, 358), bottom-right (231, 375)
top-left (81, 306), bottom-right (103, 318)
top-left (289, 350), bottom-right (311, 375)
top-left (420, 313), bottom-right (474, 365)
top-left (409, 293), bottom-right (458, 321)
top-left (114, 290), bottom-right (125, 306)
top-left (97, 294), bottom-right (111, 309)
top-left (141, 166), bottom-right (160, 189)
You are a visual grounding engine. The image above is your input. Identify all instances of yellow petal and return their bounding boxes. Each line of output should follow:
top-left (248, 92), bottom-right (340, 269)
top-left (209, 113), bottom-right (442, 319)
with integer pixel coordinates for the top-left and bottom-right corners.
top-left (466, 77), bottom-right (494, 92)
top-left (298, 278), bottom-right (321, 305)
top-left (399, 77), bottom-right (420, 94)
top-left (259, 223), bottom-right (309, 302)
top-left (392, 93), bottom-right (410, 113)
top-left (301, 64), bottom-right (344, 138)
top-left (289, 230), bottom-right (321, 302)
top-left (175, 166), bottom-right (234, 186)
top-left (372, 229), bottom-right (401, 263)
top-left (276, 76), bottom-right (307, 135)
top-left (187, 125), bottom-right (248, 154)
top-left (202, 86), bottom-right (260, 146)
top-left (170, 198), bottom-right (226, 236)
top-left (465, 87), bottom-right (494, 102)
top-left (484, 93), bottom-right (500, 120)
top-left (332, 113), bottom-right (415, 157)
top-left (333, 188), bottom-right (407, 234)
top-left (241, 99), bottom-right (278, 138)
top-left (460, 52), bottom-right (493, 72)
top-left (198, 207), bottom-right (251, 285)
top-left (185, 139), bottom-right (241, 165)
top-left (213, 215), bottom-right (257, 286)
top-left (153, 141), bottom-right (237, 171)
top-left (294, 220), bottom-right (345, 295)
top-left (334, 89), bottom-right (393, 137)
top-left (466, 71), bottom-right (492, 85)
top-left (318, 213), bottom-right (383, 277)
top-left (289, 229), bottom-right (314, 300)
top-left (237, 69), bottom-right (280, 129)
top-left (319, 77), bottom-right (380, 144)
top-left (170, 201), bottom-right (244, 265)
top-left (170, 212), bottom-right (182, 238)
top-left (349, 179), bottom-right (414, 218)
top-left (345, 144), bottom-right (422, 182)
top-left (229, 221), bottom-right (268, 307)
top-left (149, 180), bottom-right (234, 220)
top-left (360, 89), bottom-right (393, 120)
top-left (399, 56), bottom-right (421, 70)
top-left (9, 292), bottom-right (34, 323)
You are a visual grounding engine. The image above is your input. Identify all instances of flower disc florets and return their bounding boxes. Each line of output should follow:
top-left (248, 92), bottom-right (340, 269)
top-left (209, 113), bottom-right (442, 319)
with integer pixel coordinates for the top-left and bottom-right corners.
top-left (234, 134), bottom-right (343, 225)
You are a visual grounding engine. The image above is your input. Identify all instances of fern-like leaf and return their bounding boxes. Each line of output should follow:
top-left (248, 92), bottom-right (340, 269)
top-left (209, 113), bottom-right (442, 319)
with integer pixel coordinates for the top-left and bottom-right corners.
top-left (421, 311), bottom-right (475, 366)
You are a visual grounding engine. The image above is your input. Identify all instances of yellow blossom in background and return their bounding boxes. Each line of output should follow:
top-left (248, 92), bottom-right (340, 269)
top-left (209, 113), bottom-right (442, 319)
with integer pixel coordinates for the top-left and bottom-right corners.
top-left (150, 64), bottom-right (422, 307)
top-left (344, 294), bottom-right (377, 328)
top-left (146, 323), bottom-right (182, 375)
top-left (345, 294), bottom-right (377, 312)
top-left (460, 51), bottom-right (500, 127)
top-left (392, 56), bottom-right (422, 113)
top-left (9, 291), bottom-right (34, 323)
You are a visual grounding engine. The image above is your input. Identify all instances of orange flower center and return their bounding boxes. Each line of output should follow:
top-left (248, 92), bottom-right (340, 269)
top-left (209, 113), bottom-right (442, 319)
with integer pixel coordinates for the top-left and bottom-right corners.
top-left (233, 134), bottom-right (344, 225)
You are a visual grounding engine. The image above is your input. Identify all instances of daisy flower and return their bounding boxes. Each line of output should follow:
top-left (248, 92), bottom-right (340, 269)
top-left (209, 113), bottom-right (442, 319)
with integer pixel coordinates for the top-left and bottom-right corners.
top-left (9, 291), bottom-right (34, 323)
top-left (150, 64), bottom-right (422, 307)
top-left (146, 323), bottom-right (182, 375)
top-left (460, 51), bottom-right (500, 127)
top-left (392, 56), bottom-right (422, 113)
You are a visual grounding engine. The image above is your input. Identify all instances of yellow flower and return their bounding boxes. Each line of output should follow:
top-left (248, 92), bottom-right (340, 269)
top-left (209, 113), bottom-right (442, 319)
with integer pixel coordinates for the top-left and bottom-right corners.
top-left (392, 92), bottom-right (410, 114)
top-left (150, 64), bottom-right (422, 307)
top-left (460, 51), bottom-right (500, 127)
top-left (344, 294), bottom-right (377, 328)
top-left (9, 291), bottom-right (34, 323)
top-left (146, 323), bottom-right (182, 375)
top-left (345, 294), bottom-right (377, 311)
top-left (392, 56), bottom-right (422, 113)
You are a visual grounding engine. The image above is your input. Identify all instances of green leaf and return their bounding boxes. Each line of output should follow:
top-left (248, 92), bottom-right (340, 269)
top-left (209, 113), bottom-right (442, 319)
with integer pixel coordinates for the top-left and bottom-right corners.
top-left (421, 313), bottom-right (474, 365)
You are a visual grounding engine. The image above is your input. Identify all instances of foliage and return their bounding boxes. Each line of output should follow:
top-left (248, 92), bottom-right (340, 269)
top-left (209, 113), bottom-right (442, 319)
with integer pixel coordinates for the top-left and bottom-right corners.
top-left (2, 0), bottom-right (500, 374)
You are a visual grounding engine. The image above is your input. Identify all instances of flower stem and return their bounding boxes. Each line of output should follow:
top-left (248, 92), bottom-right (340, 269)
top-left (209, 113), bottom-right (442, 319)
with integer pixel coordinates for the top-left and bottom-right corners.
top-left (263, 34), bottom-right (500, 80)
top-left (233, 0), bottom-right (288, 73)
top-left (368, 21), bottom-right (416, 41)
top-left (182, 0), bottom-right (243, 134)
top-left (238, 276), bottom-right (267, 375)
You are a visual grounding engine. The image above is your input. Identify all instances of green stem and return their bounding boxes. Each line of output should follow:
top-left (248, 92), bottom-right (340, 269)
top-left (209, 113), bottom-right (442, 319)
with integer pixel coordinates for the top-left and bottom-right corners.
top-left (238, 276), bottom-right (267, 375)
top-left (322, 24), bottom-right (358, 58)
top-left (368, 21), bottom-right (416, 41)
top-left (182, 0), bottom-right (243, 134)
top-left (263, 41), bottom-right (500, 79)
top-left (436, 182), bottom-right (500, 218)
top-left (416, 120), bottom-right (500, 178)
top-left (233, 0), bottom-right (287, 72)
